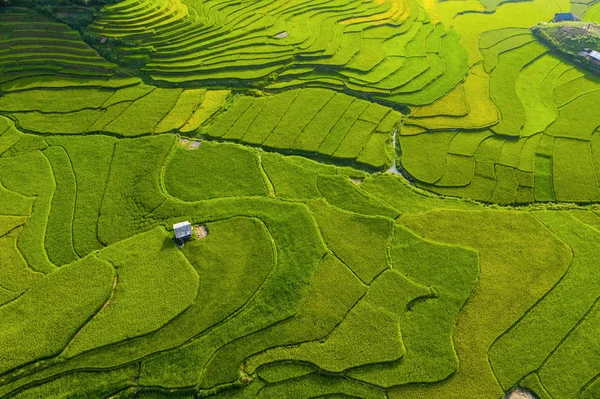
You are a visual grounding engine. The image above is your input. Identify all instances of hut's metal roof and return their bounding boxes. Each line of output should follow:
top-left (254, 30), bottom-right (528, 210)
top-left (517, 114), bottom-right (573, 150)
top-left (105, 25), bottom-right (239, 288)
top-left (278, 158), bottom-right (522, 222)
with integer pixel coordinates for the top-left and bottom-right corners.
top-left (553, 12), bottom-right (578, 22)
top-left (587, 50), bottom-right (600, 61)
top-left (581, 49), bottom-right (600, 61)
top-left (174, 221), bottom-right (193, 239)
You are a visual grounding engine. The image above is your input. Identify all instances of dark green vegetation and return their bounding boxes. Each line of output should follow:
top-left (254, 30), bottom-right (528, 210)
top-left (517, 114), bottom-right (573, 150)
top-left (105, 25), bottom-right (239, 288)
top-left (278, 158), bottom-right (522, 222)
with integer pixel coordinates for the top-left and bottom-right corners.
top-left (1, 0), bottom-right (600, 397)
top-left (532, 21), bottom-right (600, 73)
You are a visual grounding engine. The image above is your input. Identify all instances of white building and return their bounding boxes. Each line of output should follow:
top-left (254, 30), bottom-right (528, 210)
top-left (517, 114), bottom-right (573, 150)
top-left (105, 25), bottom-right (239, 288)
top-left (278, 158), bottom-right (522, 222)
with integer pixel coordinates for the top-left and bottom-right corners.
top-left (173, 221), bottom-right (193, 240)
top-left (581, 49), bottom-right (600, 63)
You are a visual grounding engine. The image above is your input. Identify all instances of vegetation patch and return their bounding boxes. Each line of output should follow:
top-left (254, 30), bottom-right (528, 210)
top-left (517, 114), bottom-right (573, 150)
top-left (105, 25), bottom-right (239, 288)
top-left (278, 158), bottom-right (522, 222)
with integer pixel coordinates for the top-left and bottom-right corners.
top-left (2, 1), bottom-right (600, 398)
top-left (532, 21), bottom-right (600, 75)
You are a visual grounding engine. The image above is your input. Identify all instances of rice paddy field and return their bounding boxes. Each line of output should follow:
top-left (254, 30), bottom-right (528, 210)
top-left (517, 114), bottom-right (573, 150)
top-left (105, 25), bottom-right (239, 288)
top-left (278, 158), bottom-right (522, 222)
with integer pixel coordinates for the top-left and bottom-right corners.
top-left (1, 0), bottom-right (600, 397)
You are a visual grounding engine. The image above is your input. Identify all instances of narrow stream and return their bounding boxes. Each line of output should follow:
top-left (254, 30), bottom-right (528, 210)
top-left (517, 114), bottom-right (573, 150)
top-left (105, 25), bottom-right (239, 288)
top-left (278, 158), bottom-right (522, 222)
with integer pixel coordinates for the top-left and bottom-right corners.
top-left (386, 129), bottom-right (403, 176)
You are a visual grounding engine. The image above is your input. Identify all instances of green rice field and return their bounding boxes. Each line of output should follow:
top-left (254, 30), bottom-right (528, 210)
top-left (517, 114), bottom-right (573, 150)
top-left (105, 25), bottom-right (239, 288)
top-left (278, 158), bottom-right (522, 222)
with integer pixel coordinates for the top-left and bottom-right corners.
top-left (0, 0), bottom-right (600, 397)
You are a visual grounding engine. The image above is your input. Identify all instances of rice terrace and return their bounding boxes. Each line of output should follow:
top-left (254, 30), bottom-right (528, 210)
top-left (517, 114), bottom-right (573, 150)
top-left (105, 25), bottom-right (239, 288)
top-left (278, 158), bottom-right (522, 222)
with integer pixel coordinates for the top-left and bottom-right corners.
top-left (1, 0), bottom-right (600, 397)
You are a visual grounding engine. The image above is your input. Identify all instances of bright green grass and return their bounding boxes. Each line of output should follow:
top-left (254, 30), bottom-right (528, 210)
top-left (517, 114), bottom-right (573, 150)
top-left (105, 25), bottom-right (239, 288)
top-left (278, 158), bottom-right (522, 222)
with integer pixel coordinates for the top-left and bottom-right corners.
top-left (221, 98), bottom-right (267, 141)
top-left (552, 138), bottom-right (600, 202)
top-left (293, 93), bottom-right (355, 152)
top-left (0, 255), bottom-right (114, 375)
top-left (0, 151), bottom-right (55, 273)
top-left (195, 252), bottom-right (364, 389)
top-left (255, 373), bottom-right (387, 398)
top-left (3, 0), bottom-right (600, 397)
top-left (489, 212), bottom-right (600, 392)
top-left (201, 89), bottom-right (398, 169)
top-left (489, 41), bottom-right (548, 137)
top-left (64, 227), bottom-right (199, 358)
top-left (21, 150), bottom-right (325, 393)
top-left (42, 146), bottom-right (79, 266)
top-left (0, 88), bottom-right (113, 113)
top-left (348, 225), bottom-right (478, 387)
top-left (308, 199), bottom-right (393, 284)
top-left (45, 136), bottom-right (115, 257)
top-left (98, 134), bottom-right (175, 244)
top-left (318, 99), bottom-right (370, 156)
top-left (0, 225), bottom-right (42, 294)
top-left (261, 152), bottom-right (325, 200)
top-left (238, 91), bottom-right (299, 145)
top-left (316, 174), bottom-right (399, 218)
top-left (537, 298), bottom-right (600, 398)
top-left (516, 54), bottom-right (561, 136)
top-left (396, 209), bottom-right (571, 398)
top-left (545, 90), bottom-right (600, 140)
top-left (534, 154), bottom-right (556, 202)
top-left (104, 88), bottom-right (183, 136)
top-left (399, 131), bottom-right (455, 184)
top-left (85, 0), bottom-right (464, 108)
top-left (13, 109), bottom-right (103, 134)
top-left (584, 1), bottom-right (600, 21)
top-left (2, 133), bottom-right (48, 157)
top-left (360, 174), bottom-right (481, 216)
top-left (481, 32), bottom-right (535, 74)
top-left (0, 132), bottom-right (599, 399)
top-left (140, 216), bottom-right (276, 387)
top-left (263, 89), bottom-right (336, 149)
top-left (0, 11), bottom-right (117, 84)
top-left (10, 365), bottom-right (138, 399)
top-left (0, 85), bottom-right (223, 138)
top-left (164, 141), bottom-right (268, 201)
top-left (205, 96), bottom-right (255, 139)
top-left (553, 75), bottom-right (600, 108)
top-left (233, 267), bottom-right (417, 377)
top-left (250, 299), bottom-right (404, 373)
top-left (155, 89), bottom-right (206, 133)
top-left (242, 252), bottom-right (366, 372)
top-left (257, 362), bottom-right (316, 383)
top-left (261, 151), bottom-right (367, 201)
top-left (582, 376), bottom-right (600, 399)
top-left (0, 187), bottom-right (31, 223)
top-left (118, 201), bottom-right (326, 390)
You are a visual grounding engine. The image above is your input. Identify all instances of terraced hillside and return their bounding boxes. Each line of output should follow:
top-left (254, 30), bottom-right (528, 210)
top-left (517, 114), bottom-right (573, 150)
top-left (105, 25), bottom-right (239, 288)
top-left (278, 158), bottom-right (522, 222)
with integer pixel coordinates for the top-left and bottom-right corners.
top-left (0, 11), bottom-right (118, 84)
top-left (1, 0), bottom-right (600, 398)
top-left (86, 0), bottom-right (468, 107)
top-left (401, 2), bottom-right (600, 203)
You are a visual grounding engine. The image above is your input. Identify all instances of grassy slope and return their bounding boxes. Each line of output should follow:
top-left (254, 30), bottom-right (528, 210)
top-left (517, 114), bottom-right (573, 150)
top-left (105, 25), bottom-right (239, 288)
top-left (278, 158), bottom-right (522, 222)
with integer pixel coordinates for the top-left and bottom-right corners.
top-left (1, 0), bottom-right (600, 398)
top-left (0, 135), bottom-right (597, 399)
